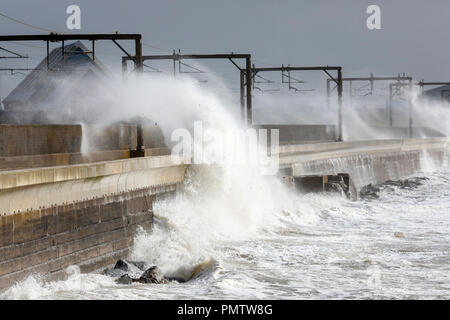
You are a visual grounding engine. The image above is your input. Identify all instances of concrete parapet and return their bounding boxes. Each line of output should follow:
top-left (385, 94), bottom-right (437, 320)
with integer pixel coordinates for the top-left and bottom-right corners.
top-left (0, 154), bottom-right (188, 192)
top-left (253, 124), bottom-right (337, 144)
top-left (0, 124), bottom-right (82, 157)
top-left (0, 124), bottom-right (166, 159)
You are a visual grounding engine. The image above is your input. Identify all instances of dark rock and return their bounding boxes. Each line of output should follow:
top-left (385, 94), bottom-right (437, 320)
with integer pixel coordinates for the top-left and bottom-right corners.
top-left (102, 267), bottom-right (127, 278)
top-left (136, 266), bottom-right (169, 284)
top-left (104, 262), bottom-right (176, 285)
top-left (116, 274), bottom-right (133, 285)
top-left (114, 259), bottom-right (129, 271)
top-left (103, 260), bottom-right (147, 278)
top-left (129, 261), bottom-right (147, 271)
top-left (360, 184), bottom-right (380, 199)
top-left (385, 177), bottom-right (428, 190)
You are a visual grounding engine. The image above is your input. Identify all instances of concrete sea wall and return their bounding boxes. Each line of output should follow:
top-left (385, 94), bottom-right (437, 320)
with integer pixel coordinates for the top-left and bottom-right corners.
top-left (0, 152), bottom-right (188, 290)
top-left (0, 185), bottom-right (178, 289)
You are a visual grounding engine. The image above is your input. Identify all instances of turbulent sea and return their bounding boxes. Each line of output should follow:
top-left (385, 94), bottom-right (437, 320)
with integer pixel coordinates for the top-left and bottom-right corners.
top-left (2, 166), bottom-right (450, 300)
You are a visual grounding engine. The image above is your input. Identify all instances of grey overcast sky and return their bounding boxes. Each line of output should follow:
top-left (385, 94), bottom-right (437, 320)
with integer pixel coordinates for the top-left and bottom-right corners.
top-left (1, 0), bottom-right (450, 96)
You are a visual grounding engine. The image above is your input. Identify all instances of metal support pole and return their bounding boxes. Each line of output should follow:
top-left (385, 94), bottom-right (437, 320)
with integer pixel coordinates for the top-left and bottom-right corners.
top-left (370, 74), bottom-right (374, 95)
top-left (136, 123), bottom-right (143, 151)
top-left (173, 50), bottom-right (176, 77)
top-left (46, 40), bottom-right (49, 70)
top-left (337, 68), bottom-right (343, 141)
top-left (408, 79), bottom-right (413, 138)
top-left (130, 123), bottom-right (145, 157)
top-left (288, 70), bottom-right (291, 90)
top-left (349, 80), bottom-right (353, 105)
top-left (240, 70), bottom-right (245, 125)
top-left (92, 40), bottom-right (95, 61)
top-left (134, 39), bottom-right (143, 72)
top-left (133, 38), bottom-right (144, 156)
top-left (326, 79), bottom-right (330, 109)
top-left (389, 84), bottom-right (393, 127)
top-left (61, 39), bottom-right (65, 71)
top-left (252, 64), bottom-right (256, 89)
top-left (122, 56), bottom-right (127, 81)
top-left (245, 56), bottom-right (252, 126)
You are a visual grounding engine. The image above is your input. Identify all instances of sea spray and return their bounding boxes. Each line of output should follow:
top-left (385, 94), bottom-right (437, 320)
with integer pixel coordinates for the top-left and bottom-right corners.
top-left (129, 164), bottom-right (293, 279)
top-left (2, 69), bottom-right (450, 299)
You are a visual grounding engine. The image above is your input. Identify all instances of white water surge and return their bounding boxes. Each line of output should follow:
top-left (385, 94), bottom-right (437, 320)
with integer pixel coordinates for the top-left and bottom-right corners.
top-left (1, 73), bottom-right (450, 300)
top-left (2, 166), bottom-right (450, 300)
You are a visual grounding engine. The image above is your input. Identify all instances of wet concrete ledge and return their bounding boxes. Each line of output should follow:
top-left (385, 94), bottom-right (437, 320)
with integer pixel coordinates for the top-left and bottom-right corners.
top-left (277, 137), bottom-right (449, 198)
top-left (0, 153), bottom-right (187, 191)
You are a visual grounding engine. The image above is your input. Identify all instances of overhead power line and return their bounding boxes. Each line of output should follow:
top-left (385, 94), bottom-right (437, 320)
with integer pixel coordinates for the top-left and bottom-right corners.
top-left (0, 45), bottom-right (27, 58)
top-left (142, 43), bottom-right (171, 53)
top-left (0, 11), bottom-right (54, 32)
top-left (6, 41), bottom-right (44, 49)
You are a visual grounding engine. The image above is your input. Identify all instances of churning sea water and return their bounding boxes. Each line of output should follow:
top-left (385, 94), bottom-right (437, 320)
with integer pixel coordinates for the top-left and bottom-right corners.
top-left (2, 165), bottom-right (450, 300)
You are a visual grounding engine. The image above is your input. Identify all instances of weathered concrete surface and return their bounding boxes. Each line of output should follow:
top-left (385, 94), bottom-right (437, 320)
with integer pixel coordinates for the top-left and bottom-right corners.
top-left (0, 122), bottom-right (171, 290)
top-left (0, 150), bottom-right (130, 171)
top-left (253, 124), bottom-right (337, 144)
top-left (343, 125), bottom-right (446, 141)
top-left (0, 148), bottom-right (171, 171)
top-left (276, 137), bottom-right (450, 197)
top-left (0, 125), bottom-right (82, 157)
top-left (0, 186), bottom-right (178, 290)
top-left (0, 154), bottom-right (187, 191)
top-left (0, 110), bottom-right (60, 124)
top-left (0, 124), bottom-right (166, 158)
top-left (0, 151), bottom-right (187, 290)
top-left (0, 154), bottom-right (188, 214)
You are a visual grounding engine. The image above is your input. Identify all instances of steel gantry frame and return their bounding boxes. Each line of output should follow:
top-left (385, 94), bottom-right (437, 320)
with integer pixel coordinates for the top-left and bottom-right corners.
top-left (389, 80), bottom-right (450, 138)
top-left (418, 81), bottom-right (450, 90)
top-left (327, 74), bottom-right (412, 103)
top-left (122, 51), bottom-right (252, 126)
top-left (250, 65), bottom-right (343, 141)
top-left (327, 74), bottom-right (412, 97)
top-left (388, 82), bottom-right (414, 138)
top-left (417, 81), bottom-right (450, 102)
top-left (327, 74), bottom-right (413, 129)
top-left (0, 46), bottom-right (29, 104)
top-left (0, 33), bottom-right (144, 71)
top-left (0, 33), bottom-right (145, 153)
